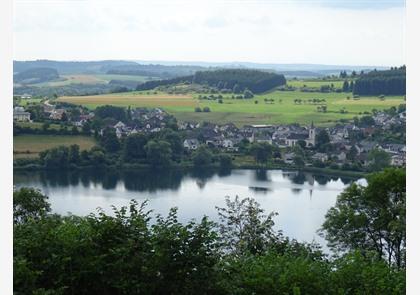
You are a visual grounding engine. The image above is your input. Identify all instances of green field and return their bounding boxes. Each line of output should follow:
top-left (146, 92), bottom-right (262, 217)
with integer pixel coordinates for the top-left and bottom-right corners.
top-left (13, 135), bottom-right (97, 159)
top-left (16, 98), bottom-right (44, 106)
top-left (15, 122), bottom-right (67, 130)
top-left (57, 90), bottom-right (405, 126)
top-left (287, 79), bottom-right (347, 88)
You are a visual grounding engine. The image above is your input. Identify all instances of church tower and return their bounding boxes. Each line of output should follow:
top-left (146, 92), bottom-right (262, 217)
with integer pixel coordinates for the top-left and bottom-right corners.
top-left (308, 121), bottom-right (316, 146)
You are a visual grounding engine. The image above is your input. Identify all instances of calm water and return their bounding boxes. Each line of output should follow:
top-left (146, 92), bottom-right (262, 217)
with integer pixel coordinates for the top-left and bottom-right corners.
top-left (14, 168), bottom-right (361, 247)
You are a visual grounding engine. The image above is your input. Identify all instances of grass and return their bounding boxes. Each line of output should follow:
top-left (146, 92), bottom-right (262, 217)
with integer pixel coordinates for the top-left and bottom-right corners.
top-left (13, 135), bottom-right (97, 159)
top-left (57, 89), bottom-right (405, 126)
top-left (16, 98), bottom-right (44, 106)
top-left (58, 91), bottom-right (196, 108)
top-left (15, 122), bottom-right (64, 130)
top-left (287, 79), bottom-right (347, 88)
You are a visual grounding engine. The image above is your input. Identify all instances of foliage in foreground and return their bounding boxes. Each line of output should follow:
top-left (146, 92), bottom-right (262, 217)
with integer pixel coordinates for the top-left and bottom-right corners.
top-left (14, 169), bottom-right (405, 294)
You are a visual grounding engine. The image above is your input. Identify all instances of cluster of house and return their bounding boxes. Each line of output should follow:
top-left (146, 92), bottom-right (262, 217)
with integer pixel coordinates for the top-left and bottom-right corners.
top-left (181, 110), bottom-right (406, 168)
top-left (14, 100), bottom-right (96, 124)
top-left (102, 108), bottom-right (170, 138)
top-left (13, 106), bottom-right (31, 121)
top-left (42, 101), bottom-right (96, 123)
top-left (182, 123), bottom-right (316, 151)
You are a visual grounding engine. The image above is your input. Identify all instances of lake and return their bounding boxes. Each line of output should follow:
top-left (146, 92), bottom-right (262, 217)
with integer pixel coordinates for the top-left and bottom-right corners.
top-left (13, 168), bottom-right (362, 248)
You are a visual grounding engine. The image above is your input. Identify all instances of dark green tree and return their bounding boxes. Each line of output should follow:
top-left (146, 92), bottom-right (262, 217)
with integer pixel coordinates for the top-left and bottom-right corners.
top-left (315, 129), bottom-right (330, 147)
top-left (101, 128), bottom-right (120, 153)
top-left (249, 142), bottom-right (272, 164)
top-left (13, 187), bottom-right (51, 224)
top-left (347, 145), bottom-right (358, 161)
top-left (343, 80), bottom-right (349, 92)
top-left (321, 168), bottom-right (406, 268)
top-left (368, 148), bottom-right (391, 171)
top-left (145, 140), bottom-right (172, 167)
top-left (219, 154), bottom-right (232, 169)
top-left (192, 145), bottom-right (213, 167)
top-left (216, 196), bottom-right (280, 255)
top-left (40, 146), bottom-right (70, 169)
top-left (69, 144), bottom-right (80, 164)
top-left (123, 133), bottom-right (148, 161)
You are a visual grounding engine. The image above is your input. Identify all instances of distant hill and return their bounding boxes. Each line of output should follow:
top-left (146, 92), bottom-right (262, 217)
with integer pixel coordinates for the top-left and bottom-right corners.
top-left (106, 64), bottom-right (206, 79)
top-left (13, 67), bottom-right (59, 84)
top-left (14, 59), bottom-right (389, 77)
top-left (277, 71), bottom-right (324, 78)
top-left (353, 66), bottom-right (406, 95)
top-left (133, 60), bottom-right (388, 75)
top-left (13, 60), bottom-right (138, 75)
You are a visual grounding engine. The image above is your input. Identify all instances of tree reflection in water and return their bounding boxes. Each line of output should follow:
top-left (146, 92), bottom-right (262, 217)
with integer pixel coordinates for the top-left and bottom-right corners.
top-left (14, 168), bottom-right (357, 194)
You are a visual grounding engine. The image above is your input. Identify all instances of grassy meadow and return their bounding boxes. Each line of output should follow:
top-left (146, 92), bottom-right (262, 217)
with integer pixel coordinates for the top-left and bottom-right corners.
top-left (57, 89), bottom-right (405, 126)
top-left (286, 79), bottom-right (346, 88)
top-left (15, 121), bottom-right (67, 130)
top-left (13, 135), bottom-right (97, 159)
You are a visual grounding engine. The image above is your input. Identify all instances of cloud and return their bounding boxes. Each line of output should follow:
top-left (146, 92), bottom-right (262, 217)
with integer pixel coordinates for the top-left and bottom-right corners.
top-left (13, 0), bottom-right (405, 65)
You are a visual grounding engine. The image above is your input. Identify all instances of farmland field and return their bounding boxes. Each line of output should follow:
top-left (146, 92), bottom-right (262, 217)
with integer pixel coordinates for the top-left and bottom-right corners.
top-left (286, 79), bottom-right (347, 88)
top-left (57, 90), bottom-right (405, 126)
top-left (13, 135), bottom-right (97, 159)
top-left (58, 92), bottom-right (197, 108)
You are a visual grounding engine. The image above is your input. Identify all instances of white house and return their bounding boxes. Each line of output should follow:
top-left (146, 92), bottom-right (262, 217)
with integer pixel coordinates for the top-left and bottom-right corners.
top-left (312, 153), bottom-right (328, 163)
top-left (184, 139), bottom-right (199, 150)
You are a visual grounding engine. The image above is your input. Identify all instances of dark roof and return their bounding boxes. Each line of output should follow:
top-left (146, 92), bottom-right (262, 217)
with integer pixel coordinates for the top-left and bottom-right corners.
top-left (286, 133), bottom-right (308, 140)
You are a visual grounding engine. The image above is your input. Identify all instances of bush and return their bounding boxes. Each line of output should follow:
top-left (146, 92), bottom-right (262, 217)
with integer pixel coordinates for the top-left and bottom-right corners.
top-left (194, 107), bottom-right (202, 112)
top-left (203, 107), bottom-right (211, 112)
top-left (219, 154), bottom-right (232, 169)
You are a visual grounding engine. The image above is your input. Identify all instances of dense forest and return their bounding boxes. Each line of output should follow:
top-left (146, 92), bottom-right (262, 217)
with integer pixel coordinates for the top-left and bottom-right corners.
top-left (13, 67), bottom-right (59, 84)
top-left (136, 75), bottom-right (194, 91)
top-left (353, 66), bottom-right (406, 95)
top-left (107, 64), bottom-right (206, 79)
top-left (135, 69), bottom-right (286, 94)
top-left (193, 69), bottom-right (286, 93)
top-left (13, 168), bottom-right (405, 294)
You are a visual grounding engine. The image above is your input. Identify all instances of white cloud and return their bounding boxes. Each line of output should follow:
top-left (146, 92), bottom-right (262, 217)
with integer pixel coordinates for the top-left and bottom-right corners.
top-left (13, 0), bottom-right (405, 65)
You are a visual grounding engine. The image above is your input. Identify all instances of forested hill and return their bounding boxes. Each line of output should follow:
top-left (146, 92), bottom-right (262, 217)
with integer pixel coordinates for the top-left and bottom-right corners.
top-left (193, 69), bottom-right (286, 93)
top-left (13, 60), bottom-right (138, 75)
top-left (353, 66), bottom-right (406, 95)
top-left (13, 67), bottom-right (59, 84)
top-left (136, 69), bottom-right (287, 94)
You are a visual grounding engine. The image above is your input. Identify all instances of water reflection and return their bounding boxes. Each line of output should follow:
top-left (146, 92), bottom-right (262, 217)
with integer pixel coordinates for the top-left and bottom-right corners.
top-left (255, 169), bottom-right (269, 181)
top-left (14, 168), bottom-right (361, 249)
top-left (249, 186), bottom-right (272, 194)
top-left (15, 168), bottom-right (359, 193)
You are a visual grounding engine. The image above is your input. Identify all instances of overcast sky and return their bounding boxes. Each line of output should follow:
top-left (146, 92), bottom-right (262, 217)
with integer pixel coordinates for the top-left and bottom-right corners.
top-left (13, 0), bottom-right (405, 66)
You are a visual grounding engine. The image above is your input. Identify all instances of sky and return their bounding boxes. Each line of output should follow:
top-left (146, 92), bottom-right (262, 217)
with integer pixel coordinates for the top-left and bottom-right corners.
top-left (13, 0), bottom-right (406, 66)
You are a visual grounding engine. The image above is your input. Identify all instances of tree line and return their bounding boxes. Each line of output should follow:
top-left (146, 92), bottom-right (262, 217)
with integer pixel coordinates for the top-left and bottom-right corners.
top-left (135, 69), bottom-right (286, 94)
top-left (353, 66), bottom-right (406, 95)
top-left (14, 168), bottom-right (405, 294)
top-left (193, 69), bottom-right (286, 93)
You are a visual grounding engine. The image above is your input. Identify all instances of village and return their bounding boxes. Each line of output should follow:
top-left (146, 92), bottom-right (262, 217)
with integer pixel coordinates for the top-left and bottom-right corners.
top-left (13, 95), bottom-right (406, 171)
